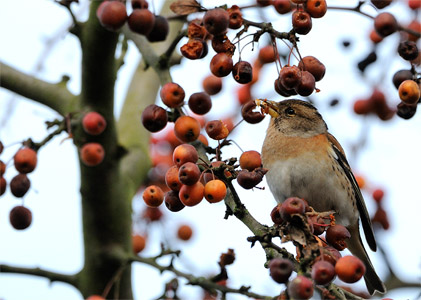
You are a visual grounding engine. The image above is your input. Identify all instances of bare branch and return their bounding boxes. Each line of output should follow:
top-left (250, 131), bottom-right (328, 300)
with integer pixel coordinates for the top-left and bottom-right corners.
top-left (130, 255), bottom-right (275, 300)
top-left (0, 264), bottom-right (79, 287)
top-left (0, 62), bottom-right (79, 115)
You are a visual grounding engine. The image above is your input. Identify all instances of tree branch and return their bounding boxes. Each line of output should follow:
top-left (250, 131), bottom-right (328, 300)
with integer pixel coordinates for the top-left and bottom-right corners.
top-left (0, 61), bottom-right (79, 115)
top-left (130, 255), bottom-right (275, 300)
top-left (117, 1), bottom-right (186, 185)
top-left (0, 264), bottom-right (79, 287)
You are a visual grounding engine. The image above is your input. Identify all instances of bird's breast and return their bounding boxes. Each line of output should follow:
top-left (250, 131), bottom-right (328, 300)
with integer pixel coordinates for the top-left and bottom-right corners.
top-left (262, 133), bottom-right (357, 226)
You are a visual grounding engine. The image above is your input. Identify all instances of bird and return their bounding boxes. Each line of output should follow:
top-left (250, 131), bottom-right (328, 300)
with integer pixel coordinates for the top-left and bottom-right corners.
top-left (258, 98), bottom-right (386, 295)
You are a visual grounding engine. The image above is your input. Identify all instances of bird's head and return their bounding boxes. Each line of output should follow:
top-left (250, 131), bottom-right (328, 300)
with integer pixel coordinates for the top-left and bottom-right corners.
top-left (255, 99), bottom-right (328, 137)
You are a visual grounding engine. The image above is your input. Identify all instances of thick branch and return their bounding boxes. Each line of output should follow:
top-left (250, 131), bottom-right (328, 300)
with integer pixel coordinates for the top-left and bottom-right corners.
top-left (0, 61), bottom-right (79, 115)
top-left (117, 1), bottom-right (185, 185)
top-left (0, 264), bottom-right (79, 287)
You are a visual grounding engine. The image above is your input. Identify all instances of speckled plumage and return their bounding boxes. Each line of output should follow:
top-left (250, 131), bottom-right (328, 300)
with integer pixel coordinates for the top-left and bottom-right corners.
top-left (261, 99), bottom-right (385, 295)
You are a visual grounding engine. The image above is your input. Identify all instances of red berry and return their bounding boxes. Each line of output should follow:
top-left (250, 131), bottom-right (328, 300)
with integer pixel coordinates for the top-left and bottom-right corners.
top-left (325, 224), bottom-right (351, 251)
top-left (82, 112), bottom-right (107, 135)
top-left (269, 258), bottom-right (294, 283)
top-left (128, 9), bottom-right (155, 35)
top-left (311, 260), bottom-right (336, 285)
top-left (141, 104), bottom-right (168, 132)
top-left (372, 188), bottom-right (384, 204)
top-left (335, 256), bottom-right (366, 283)
top-left (160, 82), bottom-right (185, 108)
top-left (14, 147), bottom-right (37, 174)
top-left (97, 1), bottom-right (127, 31)
top-left (178, 162), bottom-right (201, 186)
top-left (374, 12), bottom-right (398, 37)
top-left (143, 185), bottom-right (165, 207)
top-left (203, 8), bottom-right (229, 36)
top-left (280, 197), bottom-right (306, 221)
top-left (80, 143), bottom-right (105, 167)
top-left (287, 275), bottom-right (314, 299)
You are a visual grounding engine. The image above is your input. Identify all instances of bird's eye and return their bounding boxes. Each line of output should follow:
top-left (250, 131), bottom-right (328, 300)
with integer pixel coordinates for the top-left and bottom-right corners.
top-left (285, 107), bottom-right (295, 116)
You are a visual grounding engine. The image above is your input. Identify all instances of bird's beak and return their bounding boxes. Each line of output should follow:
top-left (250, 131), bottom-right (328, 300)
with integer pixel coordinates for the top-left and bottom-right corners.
top-left (255, 99), bottom-right (279, 118)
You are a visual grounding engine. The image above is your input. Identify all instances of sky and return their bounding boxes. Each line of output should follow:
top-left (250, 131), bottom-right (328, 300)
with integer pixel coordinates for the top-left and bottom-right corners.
top-left (0, 0), bottom-right (420, 299)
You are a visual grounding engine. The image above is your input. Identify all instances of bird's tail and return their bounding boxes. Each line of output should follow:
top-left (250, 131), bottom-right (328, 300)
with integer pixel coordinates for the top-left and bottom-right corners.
top-left (347, 226), bottom-right (386, 295)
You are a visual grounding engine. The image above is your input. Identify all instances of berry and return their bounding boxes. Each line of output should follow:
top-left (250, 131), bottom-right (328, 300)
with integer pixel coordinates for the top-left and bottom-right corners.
top-left (269, 258), bottom-right (294, 283)
top-left (164, 190), bottom-right (185, 212)
top-left (236, 168), bottom-right (266, 189)
top-left (177, 224), bottom-right (193, 241)
top-left (143, 185), bottom-right (165, 207)
top-left (188, 92), bottom-right (212, 115)
top-left (326, 224), bottom-right (351, 251)
top-left (80, 143), bottom-right (105, 166)
top-left (295, 71), bottom-right (316, 96)
top-left (205, 120), bottom-right (229, 140)
top-left (210, 53), bottom-right (233, 77)
top-left (181, 39), bottom-right (205, 60)
top-left (160, 82), bottom-right (185, 108)
top-left (316, 246), bottom-right (342, 266)
top-left (97, 1), bottom-right (127, 31)
top-left (239, 151), bottom-right (262, 171)
top-left (398, 41), bottom-right (419, 61)
top-left (204, 179), bottom-right (227, 203)
top-left (14, 147), bottom-right (37, 174)
top-left (306, 0), bottom-right (327, 18)
top-left (0, 160), bottom-right (5, 176)
top-left (179, 181), bottom-right (204, 206)
top-left (202, 75), bottom-right (222, 95)
top-left (298, 56), bottom-right (326, 82)
top-left (203, 8), bottom-right (229, 36)
top-left (82, 112), bottom-right (107, 135)
top-left (128, 9), bottom-right (155, 35)
top-left (10, 173), bottom-right (31, 197)
top-left (311, 260), bottom-right (336, 285)
top-left (9, 205), bottom-right (32, 230)
top-left (335, 256), bottom-right (366, 283)
top-left (372, 207), bottom-right (390, 230)
top-left (270, 204), bottom-right (284, 224)
top-left (397, 101), bottom-right (417, 119)
top-left (165, 165), bottom-right (182, 191)
top-left (172, 144), bottom-right (198, 168)
top-left (86, 296), bottom-right (105, 300)
top-left (374, 12), bottom-right (398, 37)
top-left (372, 189), bottom-right (384, 204)
top-left (146, 15), bottom-right (169, 42)
top-left (132, 234), bottom-right (146, 253)
top-left (258, 45), bottom-right (278, 64)
top-left (142, 206), bottom-right (163, 222)
top-left (292, 10), bottom-right (312, 35)
top-left (280, 197), bottom-right (306, 221)
top-left (273, 0), bottom-right (293, 14)
top-left (178, 162), bottom-right (201, 186)
top-left (369, 29), bottom-right (384, 44)
top-left (232, 61), bottom-right (253, 84)
top-left (279, 65), bottom-right (302, 90)
top-left (174, 116), bottom-right (201, 142)
top-left (131, 0), bottom-right (148, 9)
top-left (398, 80), bottom-right (420, 104)
top-left (227, 5), bottom-right (243, 29)
top-left (0, 177), bottom-right (6, 196)
top-left (371, 0), bottom-right (393, 9)
top-left (241, 100), bottom-right (265, 124)
top-left (392, 69), bottom-right (413, 89)
top-left (287, 275), bottom-right (314, 300)
top-left (141, 104), bottom-right (168, 132)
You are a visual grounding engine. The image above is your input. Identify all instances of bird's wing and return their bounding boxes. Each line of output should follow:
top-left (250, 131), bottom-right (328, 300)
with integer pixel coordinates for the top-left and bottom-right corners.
top-left (327, 133), bottom-right (377, 251)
